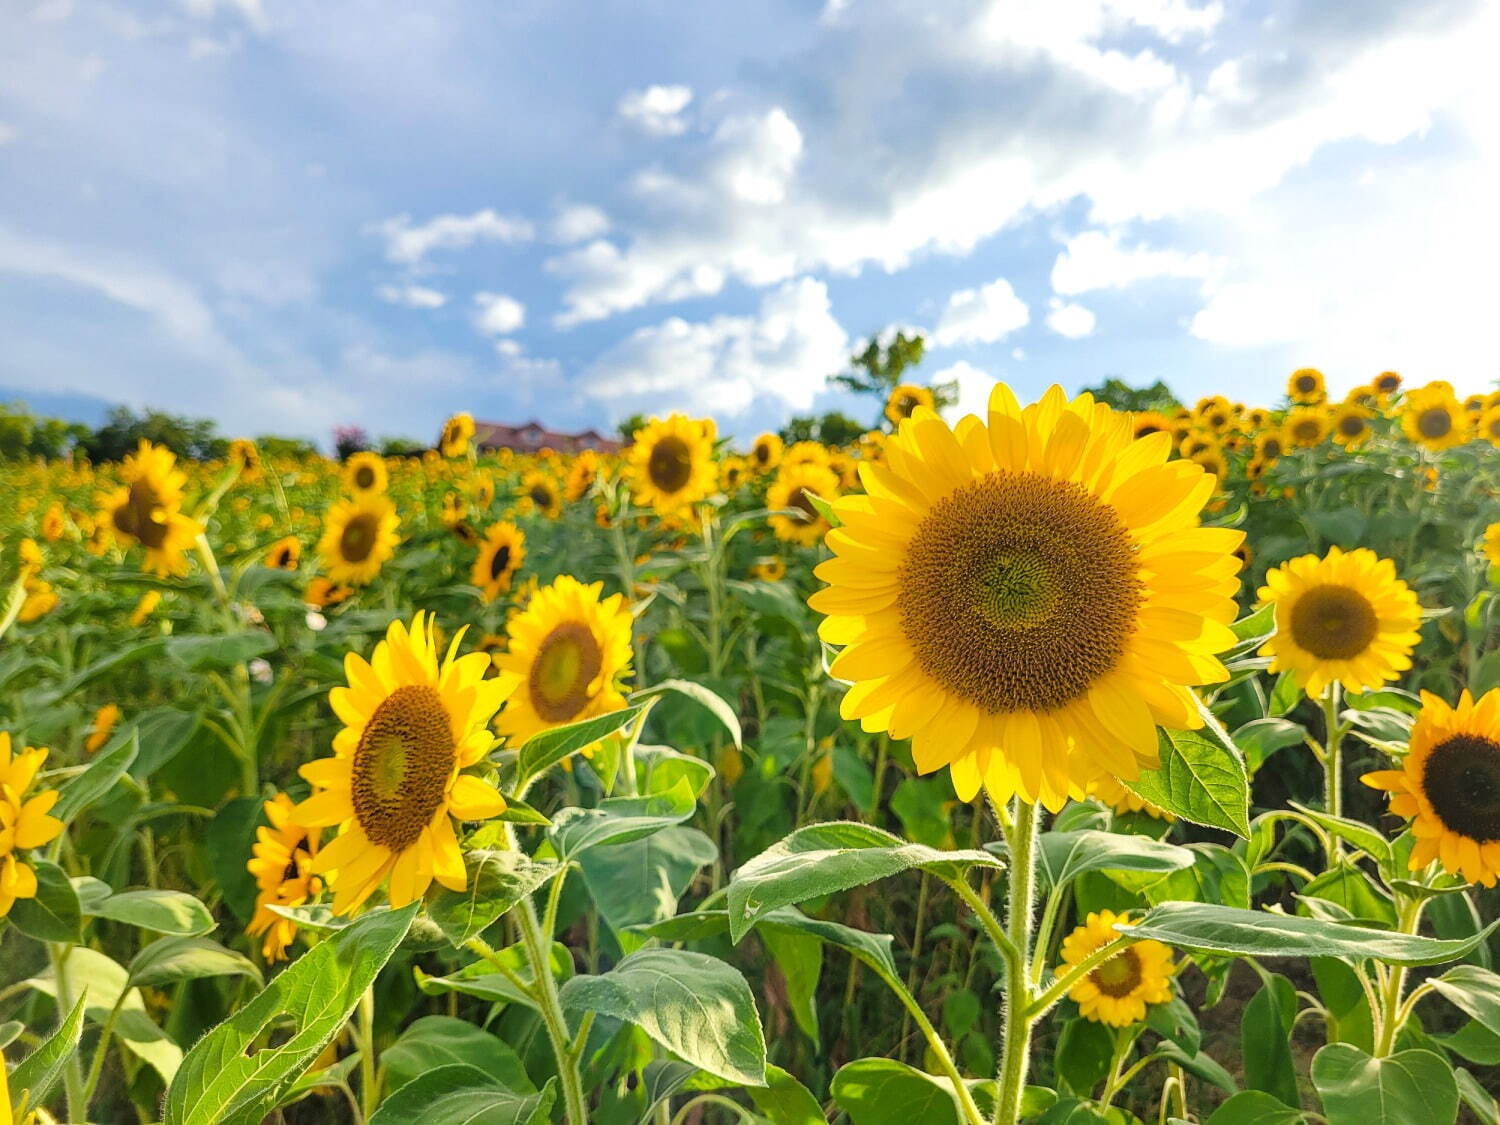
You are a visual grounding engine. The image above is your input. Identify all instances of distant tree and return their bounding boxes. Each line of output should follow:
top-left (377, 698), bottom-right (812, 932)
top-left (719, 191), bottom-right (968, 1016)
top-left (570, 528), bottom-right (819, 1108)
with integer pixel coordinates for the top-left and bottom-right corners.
top-left (1080, 378), bottom-right (1180, 414)
top-left (257, 435), bottom-right (318, 459)
top-left (1, 402), bottom-right (88, 460)
top-left (379, 436), bottom-right (426, 458)
top-left (80, 406), bottom-right (227, 462)
top-left (616, 414), bottom-right (648, 443)
top-left (778, 410), bottom-right (866, 447)
top-left (333, 425), bottom-right (371, 461)
top-left (827, 331), bottom-right (956, 427)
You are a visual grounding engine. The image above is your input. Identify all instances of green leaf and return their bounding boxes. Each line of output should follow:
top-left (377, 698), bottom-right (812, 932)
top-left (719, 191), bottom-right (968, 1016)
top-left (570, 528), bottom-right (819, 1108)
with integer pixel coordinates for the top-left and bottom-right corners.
top-left (1228, 603), bottom-right (1276, 653)
top-left (415, 941), bottom-right (572, 1013)
top-left (831, 1058), bottom-right (989, 1125)
top-left (166, 631), bottom-right (277, 670)
top-left (1428, 964), bottom-right (1500, 1027)
top-left (1055, 1017), bottom-right (1114, 1095)
top-left (1456, 1067), bottom-right (1499, 1125)
top-left (129, 936), bottom-right (261, 989)
top-left (89, 888), bottom-right (215, 935)
top-left (1206, 1091), bottom-right (1306, 1124)
top-left (1037, 829), bottom-right (1194, 889)
top-left (632, 679), bottom-right (742, 747)
top-left (577, 825), bottom-right (717, 933)
top-left (206, 796), bottom-right (263, 923)
top-left (1435, 1021), bottom-right (1500, 1065)
top-left (1145, 992), bottom-right (1201, 1056)
top-left (1234, 718), bottom-right (1305, 774)
top-left (547, 781), bottom-right (698, 860)
top-left (426, 849), bottom-right (561, 947)
top-left (514, 702), bottom-right (649, 783)
top-left (128, 706), bottom-right (203, 780)
top-left (1242, 973), bottom-right (1298, 1106)
top-left (639, 905), bottom-right (900, 981)
top-left (52, 732), bottom-right (138, 825)
top-left (727, 821), bottom-right (1002, 942)
top-left (1269, 672), bottom-right (1301, 717)
top-left (1122, 903), bottom-right (1499, 967)
top-left (636, 744), bottom-right (715, 801)
top-left (6, 996), bottom-right (86, 1120)
top-left (1311, 1044), bottom-right (1457, 1125)
top-left (163, 903), bottom-right (417, 1124)
top-left (557, 948), bottom-right (767, 1086)
top-left (1298, 864), bottom-right (1396, 927)
top-left (7, 861), bottom-right (82, 942)
top-left (1289, 803), bottom-right (1393, 867)
top-left (368, 1065), bottom-right (555, 1125)
top-left (1311, 958), bottom-right (1375, 1053)
top-left (763, 926), bottom-right (822, 1047)
top-left (1122, 728), bottom-right (1250, 838)
top-left (748, 1065), bottom-right (827, 1125)
top-left (382, 1017), bottom-right (534, 1095)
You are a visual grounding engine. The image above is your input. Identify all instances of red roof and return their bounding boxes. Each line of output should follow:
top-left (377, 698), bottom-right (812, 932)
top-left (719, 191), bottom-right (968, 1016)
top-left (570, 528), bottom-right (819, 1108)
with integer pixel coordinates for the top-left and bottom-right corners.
top-left (471, 420), bottom-right (622, 454)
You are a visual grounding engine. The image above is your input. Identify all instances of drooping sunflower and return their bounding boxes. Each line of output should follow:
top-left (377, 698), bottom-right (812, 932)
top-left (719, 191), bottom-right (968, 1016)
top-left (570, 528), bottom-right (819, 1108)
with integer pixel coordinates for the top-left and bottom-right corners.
top-left (1484, 522), bottom-right (1500, 569)
top-left (808, 384), bottom-right (1243, 809)
top-left (1401, 384), bottom-right (1465, 451)
top-left (1329, 403), bottom-right (1374, 448)
top-left (1363, 689), bottom-right (1500, 887)
top-left (1257, 547), bottom-right (1422, 697)
top-left (1476, 406), bottom-right (1500, 449)
top-left (1061, 910), bottom-right (1175, 1027)
top-left (492, 576), bottom-right (634, 748)
top-left (1283, 407), bottom-right (1329, 448)
top-left (627, 415), bottom-right (718, 514)
top-left (100, 440), bottom-right (204, 578)
top-left (565, 450), bottom-right (604, 502)
top-left (85, 703), bottom-right (121, 753)
top-left (1130, 411), bottom-right (1172, 440)
top-left (317, 494), bottom-right (400, 586)
top-left (228, 438), bottom-right (261, 481)
top-left (1287, 367), bottom-right (1326, 404)
top-left (290, 613), bottom-right (510, 914)
top-left (246, 793), bottom-right (322, 961)
top-left (342, 451), bottom-right (387, 496)
top-left (885, 383), bottom-right (935, 426)
top-left (264, 535), bottom-right (301, 571)
top-left (0, 733), bottom-right (65, 918)
top-left (767, 461), bottom-right (842, 547)
top-left (1373, 370), bottom-right (1403, 398)
top-left (749, 432), bottom-right (784, 473)
top-left (471, 521), bottom-right (526, 603)
top-left (439, 412), bottom-right (476, 458)
top-left (518, 470), bottom-right (562, 519)
top-left (1090, 774), bottom-right (1174, 822)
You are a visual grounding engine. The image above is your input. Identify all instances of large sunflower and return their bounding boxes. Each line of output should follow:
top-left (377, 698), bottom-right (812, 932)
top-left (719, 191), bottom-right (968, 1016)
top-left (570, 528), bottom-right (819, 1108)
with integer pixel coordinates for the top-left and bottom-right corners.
top-left (246, 793), bottom-right (322, 961)
top-left (492, 576), bottom-right (634, 747)
top-left (1287, 368), bottom-right (1326, 404)
top-left (342, 451), bottom-right (388, 496)
top-left (1363, 689), bottom-right (1500, 887)
top-left (1401, 384), bottom-right (1465, 451)
top-left (439, 412), bottom-right (476, 458)
top-left (291, 613), bottom-right (510, 914)
top-left (1061, 910), bottom-right (1175, 1027)
top-left (471, 521), bottom-right (526, 603)
top-left (317, 494), bottom-right (400, 586)
top-left (1283, 407), bottom-right (1329, 448)
top-left (767, 461), bottom-right (841, 547)
top-left (627, 415), bottom-right (717, 514)
top-left (101, 440), bottom-right (204, 578)
top-left (808, 385), bottom-right (1242, 809)
top-left (885, 383), bottom-right (935, 426)
top-left (1257, 547), bottom-right (1422, 696)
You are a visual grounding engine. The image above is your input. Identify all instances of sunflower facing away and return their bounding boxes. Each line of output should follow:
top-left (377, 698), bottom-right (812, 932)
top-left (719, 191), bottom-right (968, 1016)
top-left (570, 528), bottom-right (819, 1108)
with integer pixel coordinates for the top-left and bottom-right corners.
top-left (318, 494), bottom-right (400, 586)
top-left (246, 793), bottom-right (322, 961)
top-left (1257, 546), bottom-right (1422, 697)
top-left (0, 732), bottom-right (65, 918)
top-left (342, 451), bottom-right (388, 496)
top-left (440, 412), bottom-right (476, 458)
top-left (1401, 384), bottom-right (1466, 451)
top-left (767, 461), bottom-right (842, 547)
top-left (492, 575), bottom-right (634, 748)
top-left (1364, 689), bottom-right (1500, 887)
top-left (627, 415), bottom-right (718, 514)
top-left (749, 432), bottom-right (784, 473)
top-left (101, 440), bottom-right (204, 578)
top-left (1287, 367), bottom-right (1326, 404)
top-left (565, 450), bottom-right (604, 502)
top-left (1061, 910), bottom-right (1175, 1027)
top-left (471, 521), bottom-right (526, 603)
top-left (885, 383), bottom-right (935, 426)
top-left (290, 613), bottom-right (510, 914)
top-left (808, 384), bottom-right (1243, 809)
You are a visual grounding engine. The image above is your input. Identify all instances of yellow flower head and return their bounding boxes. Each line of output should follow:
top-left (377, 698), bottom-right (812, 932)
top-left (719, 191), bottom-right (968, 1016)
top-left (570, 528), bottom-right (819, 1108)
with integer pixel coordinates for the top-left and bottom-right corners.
top-left (40, 502), bottom-right (66, 542)
top-left (306, 576), bottom-right (353, 609)
top-left (317, 494), bottom-right (400, 586)
top-left (471, 521), bottom-right (526, 603)
top-left (627, 415), bottom-right (718, 514)
top-left (1477, 406), bottom-right (1500, 449)
top-left (1484, 522), bottom-right (1500, 569)
top-left (1130, 411), bottom-right (1172, 441)
top-left (342, 451), bottom-right (388, 496)
top-left (1061, 910), bottom-right (1175, 1026)
top-left (749, 432), bottom-right (784, 472)
top-left (767, 461), bottom-right (841, 547)
top-left (0, 732), bottom-right (65, 918)
top-left (86, 704), bottom-right (122, 754)
top-left (1329, 403), bottom-right (1374, 448)
top-left (565, 450), bottom-right (604, 502)
top-left (247, 793), bottom-right (323, 961)
top-left (1401, 384), bottom-right (1466, 451)
top-left (229, 438), bottom-right (261, 481)
top-left (129, 590), bottom-right (162, 627)
top-left (1373, 370), bottom-right (1403, 398)
top-left (750, 556), bottom-right (787, 582)
top-left (885, 383), bottom-right (935, 426)
top-left (264, 535), bottom-right (301, 571)
top-left (518, 470), bottom-right (562, 519)
top-left (1283, 407), bottom-right (1329, 448)
top-left (719, 455), bottom-right (750, 492)
top-left (100, 440), bottom-right (204, 578)
top-left (440, 412), bottom-right (476, 458)
top-left (1287, 368), bottom-right (1326, 405)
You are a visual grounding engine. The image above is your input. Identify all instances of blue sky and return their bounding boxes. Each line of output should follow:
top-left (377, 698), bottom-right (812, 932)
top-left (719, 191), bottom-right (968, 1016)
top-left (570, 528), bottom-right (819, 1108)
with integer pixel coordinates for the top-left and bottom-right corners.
top-left (2, 0), bottom-right (1496, 446)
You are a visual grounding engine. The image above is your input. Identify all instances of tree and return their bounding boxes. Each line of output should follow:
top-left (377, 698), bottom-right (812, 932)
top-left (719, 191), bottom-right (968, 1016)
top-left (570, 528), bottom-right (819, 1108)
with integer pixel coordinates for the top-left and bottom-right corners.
top-left (332, 425), bottom-right (370, 461)
top-left (379, 436), bottom-right (426, 458)
top-left (616, 414), bottom-right (648, 443)
top-left (778, 410), bottom-right (866, 447)
top-left (257, 435), bottom-right (318, 459)
top-left (1080, 378), bottom-right (1180, 414)
top-left (826, 331), bottom-right (956, 427)
top-left (79, 406), bottom-right (227, 462)
top-left (1, 402), bottom-right (91, 461)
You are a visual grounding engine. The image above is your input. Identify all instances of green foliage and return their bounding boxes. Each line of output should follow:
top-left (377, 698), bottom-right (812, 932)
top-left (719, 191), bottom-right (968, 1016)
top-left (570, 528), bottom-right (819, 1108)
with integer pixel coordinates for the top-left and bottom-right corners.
top-left (1077, 378), bottom-right (1180, 413)
top-left (80, 404), bottom-right (228, 462)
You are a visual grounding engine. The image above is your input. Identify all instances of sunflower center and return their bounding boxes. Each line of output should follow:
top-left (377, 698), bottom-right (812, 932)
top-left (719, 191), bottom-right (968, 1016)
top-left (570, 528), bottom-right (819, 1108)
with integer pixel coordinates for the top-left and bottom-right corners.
top-left (1262, 438), bottom-right (1284, 458)
top-left (898, 472), bottom-right (1142, 714)
top-left (340, 513), bottom-right (377, 562)
top-left (1418, 408), bottom-right (1452, 438)
top-left (529, 621), bottom-right (604, 722)
top-left (1090, 947), bottom-right (1143, 998)
top-left (354, 465), bottom-right (375, 489)
top-left (115, 481), bottom-right (171, 549)
top-left (1377, 375), bottom-right (1400, 392)
top-left (489, 545), bottom-right (512, 581)
top-left (1293, 420), bottom-right (1320, 441)
top-left (1339, 416), bottom-right (1366, 437)
top-left (1289, 584), bottom-right (1378, 660)
top-left (648, 437), bottom-right (694, 494)
top-left (791, 487), bottom-right (821, 522)
top-left (350, 684), bottom-right (453, 850)
top-left (530, 485), bottom-right (553, 508)
top-left (1422, 734), bottom-right (1500, 843)
top-left (1295, 374), bottom-right (1318, 394)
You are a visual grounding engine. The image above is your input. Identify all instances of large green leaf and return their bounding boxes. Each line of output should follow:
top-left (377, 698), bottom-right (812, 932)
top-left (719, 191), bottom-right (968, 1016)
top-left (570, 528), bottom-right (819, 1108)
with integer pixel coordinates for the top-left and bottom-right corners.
top-left (5, 996), bottom-right (86, 1120)
top-left (1234, 718), bottom-right (1305, 774)
top-left (1310, 1045), bottom-right (1457, 1125)
top-left (557, 948), bottom-right (767, 1086)
top-left (162, 903), bottom-right (416, 1124)
top-left (426, 849), bottom-right (561, 947)
top-left (727, 821), bottom-right (1002, 942)
top-left (1428, 964), bottom-right (1500, 1027)
top-left (382, 1017), bottom-right (534, 1095)
top-left (514, 702), bottom-right (649, 783)
top-left (1289, 803), bottom-right (1393, 867)
top-left (577, 825), bottom-right (716, 932)
top-left (52, 733), bottom-right (138, 825)
top-left (6, 861), bottom-right (81, 942)
top-left (127, 936), bottom-right (262, 989)
top-left (1036, 830), bottom-right (1194, 889)
top-left (166, 631), bottom-right (276, 670)
top-left (1242, 973), bottom-right (1298, 1106)
top-left (415, 941), bottom-right (572, 1014)
top-left (1456, 1067), bottom-right (1499, 1125)
top-left (368, 1065), bottom-right (554, 1125)
top-left (88, 888), bottom-right (215, 936)
top-left (547, 780), bottom-right (698, 860)
top-left (640, 905), bottom-right (900, 980)
top-left (1122, 728), bottom-right (1250, 838)
top-left (1205, 1091), bottom-right (1306, 1124)
top-left (1121, 903), bottom-right (1498, 966)
top-left (831, 1058), bottom-right (991, 1125)
top-left (748, 1064), bottom-right (827, 1125)
top-left (633, 679), bottom-right (742, 747)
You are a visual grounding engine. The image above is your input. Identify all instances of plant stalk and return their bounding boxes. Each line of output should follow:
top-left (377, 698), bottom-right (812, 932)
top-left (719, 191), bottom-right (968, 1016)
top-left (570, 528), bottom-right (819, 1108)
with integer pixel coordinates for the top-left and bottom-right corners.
top-left (993, 799), bottom-right (1039, 1125)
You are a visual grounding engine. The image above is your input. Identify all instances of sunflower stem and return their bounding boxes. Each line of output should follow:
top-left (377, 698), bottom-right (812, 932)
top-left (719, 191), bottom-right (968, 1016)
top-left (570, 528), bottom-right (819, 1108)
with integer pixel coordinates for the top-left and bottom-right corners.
top-left (356, 984), bottom-right (379, 1121)
top-left (1321, 681), bottom-right (1344, 864)
top-left (993, 799), bottom-right (1039, 1125)
top-left (516, 895), bottom-right (590, 1124)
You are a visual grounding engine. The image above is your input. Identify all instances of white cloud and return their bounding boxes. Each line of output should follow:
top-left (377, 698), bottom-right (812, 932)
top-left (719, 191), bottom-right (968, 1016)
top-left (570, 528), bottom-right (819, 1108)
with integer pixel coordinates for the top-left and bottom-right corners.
top-left (933, 361), bottom-right (996, 422)
top-left (582, 277), bottom-right (847, 416)
top-left (371, 209), bottom-right (533, 267)
top-left (617, 84), bottom-right (694, 136)
top-left (711, 108), bottom-right (803, 205)
top-left (1051, 230), bottom-right (1222, 295)
top-left (1046, 299), bottom-right (1096, 339)
top-left (933, 278), bottom-right (1030, 347)
top-left (376, 283), bottom-right (446, 309)
top-left (551, 204), bottom-right (610, 244)
top-left (472, 291), bottom-right (525, 335)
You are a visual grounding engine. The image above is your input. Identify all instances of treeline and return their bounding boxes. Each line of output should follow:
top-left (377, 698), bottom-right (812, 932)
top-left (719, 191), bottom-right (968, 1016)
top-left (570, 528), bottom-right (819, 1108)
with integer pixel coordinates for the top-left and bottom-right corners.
top-left (0, 402), bottom-right (318, 464)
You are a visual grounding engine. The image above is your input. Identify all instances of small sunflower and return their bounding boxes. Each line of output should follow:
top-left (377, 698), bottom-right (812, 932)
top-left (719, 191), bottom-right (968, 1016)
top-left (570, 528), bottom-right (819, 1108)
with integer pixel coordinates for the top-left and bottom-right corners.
top-left (306, 576), bottom-right (353, 609)
top-left (440, 491), bottom-right (468, 529)
top-left (264, 535), bottom-right (301, 571)
top-left (129, 590), bottom-right (161, 627)
top-left (1373, 370), bottom-right (1403, 398)
top-left (749, 432), bottom-right (784, 473)
top-left (471, 521), bottom-right (526, 603)
top-left (1401, 384), bottom-right (1465, 451)
top-left (342, 452), bottom-right (388, 496)
top-left (767, 461), bottom-right (841, 547)
top-left (885, 384), bottom-right (935, 426)
top-left (291, 613), bottom-right (510, 914)
top-left (750, 557), bottom-right (787, 582)
top-left (1189, 447), bottom-right (1227, 484)
top-left (1287, 368), bottom-right (1326, 404)
top-left (627, 415), bottom-right (718, 514)
top-left (85, 703), bottom-right (121, 753)
top-left (246, 793), bottom-right (323, 961)
top-left (40, 502), bottom-right (65, 542)
top-left (439, 412), bottom-right (476, 458)
top-left (1130, 411), bottom-right (1172, 440)
top-left (318, 494), bottom-right (399, 586)
top-left (1363, 690), bottom-right (1500, 887)
top-left (472, 471), bottom-right (496, 511)
top-left (1484, 522), bottom-right (1500, 569)
top-left (1257, 546), bottom-right (1422, 696)
top-left (518, 470), bottom-right (562, 519)
top-left (0, 732), bottom-right (65, 918)
top-left (1245, 408), bottom-right (1270, 429)
top-left (229, 438), bottom-right (261, 481)
top-left (1477, 406), bottom-right (1500, 449)
top-left (492, 576), bottom-right (634, 748)
top-left (565, 450), bottom-right (604, 502)
top-left (101, 440), bottom-right (204, 578)
top-left (1284, 407), bottom-right (1329, 448)
top-left (1061, 910), bottom-right (1175, 1027)
top-left (720, 456), bottom-right (750, 492)
top-left (1330, 403), bottom-right (1374, 448)
top-left (859, 430), bottom-right (887, 461)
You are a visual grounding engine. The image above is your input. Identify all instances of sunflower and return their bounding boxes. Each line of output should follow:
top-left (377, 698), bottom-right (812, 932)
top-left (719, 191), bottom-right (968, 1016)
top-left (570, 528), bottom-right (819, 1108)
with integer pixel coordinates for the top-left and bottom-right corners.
top-left (1060, 910), bottom-right (1175, 1027)
top-left (749, 432), bottom-right (784, 472)
top-left (1464, 393), bottom-right (1489, 417)
top-left (783, 441), bottom-right (831, 470)
top-left (1254, 432), bottom-right (1285, 462)
top-left (1257, 547), bottom-right (1422, 697)
top-left (1090, 774), bottom-right (1174, 822)
top-left (0, 732), bottom-right (65, 918)
top-left (1189, 447), bottom-right (1227, 484)
top-left (439, 412), bottom-right (476, 458)
top-left (565, 450), bottom-right (603, 502)
top-left (290, 613), bottom-right (510, 914)
top-left (1363, 690), bottom-right (1500, 887)
top-left (472, 471), bottom-right (496, 511)
top-left (471, 521), bottom-right (526, 603)
top-left (492, 576), bottom-right (634, 748)
top-left (40, 502), bottom-right (65, 542)
top-left (859, 430), bottom-right (887, 461)
top-left (306, 576), bottom-right (353, 609)
top-left (767, 461), bottom-right (842, 547)
top-left (808, 384), bottom-right (1242, 809)
top-left (440, 491), bottom-right (468, 528)
top-left (1485, 522), bottom-right (1500, 569)
top-left (518, 470), bottom-right (562, 519)
top-left (1245, 408), bottom-right (1271, 429)
top-left (719, 456), bottom-right (750, 492)
top-left (264, 535), bottom-right (301, 571)
top-left (246, 793), bottom-right (323, 961)
top-left (627, 415), bottom-right (718, 514)
top-left (1287, 368), bottom-right (1326, 404)
top-left (100, 440), bottom-right (204, 578)
top-left (342, 451), bottom-right (387, 496)
top-left (1330, 403), bottom-right (1374, 448)
top-left (1284, 407), bottom-right (1329, 448)
top-left (18, 577), bottom-right (57, 623)
top-left (318, 494), bottom-right (399, 586)
top-left (886, 383), bottom-right (935, 426)
top-left (1401, 384), bottom-right (1465, 451)
top-left (129, 590), bottom-right (161, 626)
top-left (85, 703), bottom-right (121, 753)
top-left (1130, 411), bottom-right (1172, 440)
top-left (1373, 370), bottom-right (1403, 397)
top-left (229, 438), bottom-right (261, 481)
top-left (750, 557), bottom-right (787, 582)
top-left (1477, 406), bottom-right (1500, 449)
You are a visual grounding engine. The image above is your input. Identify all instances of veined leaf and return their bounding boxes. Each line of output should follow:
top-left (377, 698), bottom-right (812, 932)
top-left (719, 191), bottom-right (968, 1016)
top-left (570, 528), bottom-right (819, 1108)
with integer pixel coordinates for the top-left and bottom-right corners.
top-left (514, 703), bottom-right (649, 784)
top-left (1122, 728), bottom-right (1250, 838)
top-left (426, 849), bottom-right (561, 947)
top-left (1310, 1044), bottom-right (1457, 1125)
top-left (5, 996), bottom-right (86, 1119)
top-left (369, 1065), bottom-right (555, 1125)
top-left (632, 679), bottom-right (742, 747)
top-left (1036, 829), bottom-right (1194, 889)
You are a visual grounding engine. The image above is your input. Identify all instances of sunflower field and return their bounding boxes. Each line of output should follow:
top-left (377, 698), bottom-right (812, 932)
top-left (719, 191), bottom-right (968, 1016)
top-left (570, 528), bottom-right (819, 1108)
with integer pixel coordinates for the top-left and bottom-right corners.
top-left (3, 371), bottom-right (1500, 1125)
